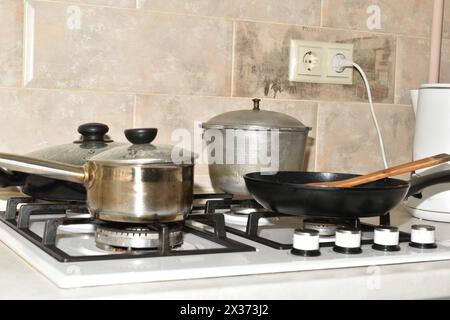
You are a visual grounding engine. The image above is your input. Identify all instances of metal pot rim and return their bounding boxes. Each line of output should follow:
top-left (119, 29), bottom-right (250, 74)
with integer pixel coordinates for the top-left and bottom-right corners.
top-left (201, 123), bottom-right (312, 132)
top-left (89, 159), bottom-right (195, 166)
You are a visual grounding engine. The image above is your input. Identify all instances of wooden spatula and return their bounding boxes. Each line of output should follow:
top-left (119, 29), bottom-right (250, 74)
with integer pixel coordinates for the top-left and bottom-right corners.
top-left (306, 153), bottom-right (450, 188)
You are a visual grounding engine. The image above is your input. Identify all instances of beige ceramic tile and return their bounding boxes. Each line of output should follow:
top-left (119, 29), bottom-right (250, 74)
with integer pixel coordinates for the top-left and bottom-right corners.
top-left (395, 36), bottom-right (450, 96)
top-left (58, 0), bottom-right (136, 8)
top-left (322, 0), bottom-right (433, 37)
top-left (316, 103), bottom-right (414, 174)
top-left (0, 0), bottom-right (23, 86)
top-left (135, 95), bottom-right (317, 192)
top-left (138, 0), bottom-right (321, 25)
top-left (24, 0), bottom-right (232, 96)
top-left (440, 38), bottom-right (450, 82)
top-left (395, 37), bottom-right (430, 104)
top-left (0, 89), bottom-right (134, 154)
top-left (233, 22), bottom-right (396, 103)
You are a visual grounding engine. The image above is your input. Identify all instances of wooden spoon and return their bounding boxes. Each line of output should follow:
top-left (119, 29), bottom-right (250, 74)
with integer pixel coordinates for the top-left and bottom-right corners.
top-left (306, 153), bottom-right (450, 188)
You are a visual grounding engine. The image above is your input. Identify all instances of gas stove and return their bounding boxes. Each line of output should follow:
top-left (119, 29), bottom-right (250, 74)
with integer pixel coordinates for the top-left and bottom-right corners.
top-left (1, 193), bottom-right (450, 289)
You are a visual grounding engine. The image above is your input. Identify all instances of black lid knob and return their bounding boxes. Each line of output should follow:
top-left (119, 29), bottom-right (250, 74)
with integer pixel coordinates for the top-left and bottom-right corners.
top-left (77, 123), bottom-right (110, 142)
top-left (252, 98), bottom-right (261, 110)
top-left (125, 128), bottom-right (158, 145)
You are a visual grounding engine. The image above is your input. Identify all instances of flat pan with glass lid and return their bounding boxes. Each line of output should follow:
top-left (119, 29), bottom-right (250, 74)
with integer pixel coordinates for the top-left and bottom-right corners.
top-left (0, 123), bottom-right (123, 201)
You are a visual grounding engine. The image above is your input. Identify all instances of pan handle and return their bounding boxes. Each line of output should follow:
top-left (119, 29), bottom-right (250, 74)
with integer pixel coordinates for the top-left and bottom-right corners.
top-left (406, 170), bottom-right (450, 198)
top-left (0, 168), bottom-right (26, 187)
top-left (0, 153), bottom-right (86, 185)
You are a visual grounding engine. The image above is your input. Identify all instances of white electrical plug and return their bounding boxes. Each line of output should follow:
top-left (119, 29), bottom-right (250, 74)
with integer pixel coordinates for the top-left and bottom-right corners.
top-left (330, 54), bottom-right (389, 169)
top-left (331, 53), bottom-right (354, 73)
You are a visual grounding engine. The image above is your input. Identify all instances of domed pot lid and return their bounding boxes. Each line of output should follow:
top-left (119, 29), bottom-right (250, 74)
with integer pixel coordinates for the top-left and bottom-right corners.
top-left (201, 98), bottom-right (311, 132)
top-left (91, 128), bottom-right (195, 165)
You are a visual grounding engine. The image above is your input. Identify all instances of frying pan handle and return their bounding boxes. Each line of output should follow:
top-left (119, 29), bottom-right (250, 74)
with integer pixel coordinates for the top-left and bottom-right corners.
top-left (0, 168), bottom-right (26, 187)
top-left (406, 170), bottom-right (450, 198)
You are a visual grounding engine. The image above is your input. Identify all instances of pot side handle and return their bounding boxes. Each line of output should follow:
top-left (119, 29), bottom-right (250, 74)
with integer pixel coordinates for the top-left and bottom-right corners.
top-left (406, 170), bottom-right (450, 198)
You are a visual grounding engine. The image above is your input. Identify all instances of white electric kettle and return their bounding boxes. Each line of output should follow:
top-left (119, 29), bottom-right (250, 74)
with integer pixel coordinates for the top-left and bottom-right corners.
top-left (405, 84), bottom-right (450, 222)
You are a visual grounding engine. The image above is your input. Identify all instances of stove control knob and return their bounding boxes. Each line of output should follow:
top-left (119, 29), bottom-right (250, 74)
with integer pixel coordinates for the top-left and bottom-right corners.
top-left (372, 226), bottom-right (400, 252)
top-left (333, 227), bottom-right (362, 254)
top-left (409, 225), bottom-right (437, 249)
top-left (291, 229), bottom-right (320, 257)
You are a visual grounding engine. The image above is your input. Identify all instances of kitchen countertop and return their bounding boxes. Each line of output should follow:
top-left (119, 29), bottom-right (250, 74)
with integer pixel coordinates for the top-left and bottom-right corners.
top-left (1, 189), bottom-right (450, 300)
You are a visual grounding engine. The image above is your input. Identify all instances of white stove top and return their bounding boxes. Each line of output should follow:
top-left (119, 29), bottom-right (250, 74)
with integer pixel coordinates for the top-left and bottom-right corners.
top-left (2, 199), bottom-right (450, 289)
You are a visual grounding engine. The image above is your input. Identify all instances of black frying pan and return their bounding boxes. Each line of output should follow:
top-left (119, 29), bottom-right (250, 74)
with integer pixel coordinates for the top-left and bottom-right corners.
top-left (244, 170), bottom-right (450, 218)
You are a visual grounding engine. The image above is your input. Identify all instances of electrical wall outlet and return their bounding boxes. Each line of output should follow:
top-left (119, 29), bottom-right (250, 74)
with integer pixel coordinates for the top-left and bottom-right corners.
top-left (289, 40), bottom-right (354, 84)
top-left (296, 44), bottom-right (323, 77)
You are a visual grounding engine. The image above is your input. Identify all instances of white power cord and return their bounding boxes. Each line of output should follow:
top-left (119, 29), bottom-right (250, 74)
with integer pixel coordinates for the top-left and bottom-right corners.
top-left (332, 54), bottom-right (389, 169)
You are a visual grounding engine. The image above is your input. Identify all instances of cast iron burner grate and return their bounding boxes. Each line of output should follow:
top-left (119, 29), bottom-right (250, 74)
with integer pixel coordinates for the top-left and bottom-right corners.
top-left (194, 193), bottom-right (411, 250)
top-left (0, 197), bottom-right (255, 263)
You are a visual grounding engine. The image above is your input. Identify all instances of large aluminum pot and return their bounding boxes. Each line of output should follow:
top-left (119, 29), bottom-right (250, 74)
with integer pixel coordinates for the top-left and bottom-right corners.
top-left (0, 128), bottom-right (194, 223)
top-left (202, 98), bottom-right (311, 197)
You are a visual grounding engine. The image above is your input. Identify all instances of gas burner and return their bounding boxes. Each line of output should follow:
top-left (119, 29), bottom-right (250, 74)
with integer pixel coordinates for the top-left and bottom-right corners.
top-left (95, 223), bottom-right (184, 252)
top-left (303, 219), bottom-right (340, 237)
top-left (230, 205), bottom-right (269, 216)
top-left (303, 218), bottom-right (360, 237)
top-left (224, 206), bottom-right (276, 227)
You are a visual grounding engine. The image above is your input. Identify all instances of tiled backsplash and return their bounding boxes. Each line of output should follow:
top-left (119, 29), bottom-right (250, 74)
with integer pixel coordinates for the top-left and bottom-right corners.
top-left (0, 0), bottom-right (449, 192)
top-left (233, 22), bottom-right (396, 102)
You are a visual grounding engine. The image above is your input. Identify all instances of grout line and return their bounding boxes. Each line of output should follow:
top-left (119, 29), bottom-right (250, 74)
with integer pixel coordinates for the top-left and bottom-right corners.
top-left (314, 103), bottom-right (320, 171)
top-left (230, 20), bottom-right (236, 97)
top-left (394, 35), bottom-right (400, 104)
top-left (31, 0), bottom-right (432, 39)
top-left (0, 85), bottom-right (139, 96)
top-left (320, 0), bottom-right (324, 27)
top-left (33, 0), bottom-right (139, 11)
top-left (21, 0), bottom-right (27, 89)
top-left (132, 95), bottom-right (137, 127)
top-left (0, 85), bottom-right (412, 107)
top-left (22, 1), bottom-right (37, 87)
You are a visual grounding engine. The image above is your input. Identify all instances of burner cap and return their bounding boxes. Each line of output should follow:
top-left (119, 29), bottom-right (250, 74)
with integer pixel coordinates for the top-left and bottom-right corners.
top-left (303, 218), bottom-right (359, 237)
top-left (95, 223), bottom-right (183, 252)
top-left (303, 219), bottom-right (339, 237)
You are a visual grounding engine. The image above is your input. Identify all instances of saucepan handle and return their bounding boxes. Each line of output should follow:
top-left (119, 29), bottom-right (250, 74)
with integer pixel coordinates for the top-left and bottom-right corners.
top-left (406, 170), bottom-right (450, 198)
top-left (0, 153), bottom-right (86, 184)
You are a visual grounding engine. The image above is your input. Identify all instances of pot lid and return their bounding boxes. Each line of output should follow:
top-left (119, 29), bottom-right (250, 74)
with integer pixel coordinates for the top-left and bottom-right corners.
top-left (201, 98), bottom-right (311, 131)
top-left (26, 123), bottom-right (121, 165)
top-left (90, 128), bottom-right (194, 165)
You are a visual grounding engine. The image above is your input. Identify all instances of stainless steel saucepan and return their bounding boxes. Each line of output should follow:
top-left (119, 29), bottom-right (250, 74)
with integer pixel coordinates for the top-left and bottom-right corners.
top-left (0, 128), bottom-right (195, 223)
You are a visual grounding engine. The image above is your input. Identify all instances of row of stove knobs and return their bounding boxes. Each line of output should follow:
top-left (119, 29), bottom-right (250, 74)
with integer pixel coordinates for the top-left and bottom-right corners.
top-left (291, 225), bottom-right (437, 257)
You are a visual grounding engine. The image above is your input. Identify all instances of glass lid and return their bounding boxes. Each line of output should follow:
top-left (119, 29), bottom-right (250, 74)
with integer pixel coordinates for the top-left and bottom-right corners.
top-left (202, 98), bottom-right (310, 131)
top-left (26, 123), bottom-right (121, 165)
top-left (90, 128), bottom-right (194, 165)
